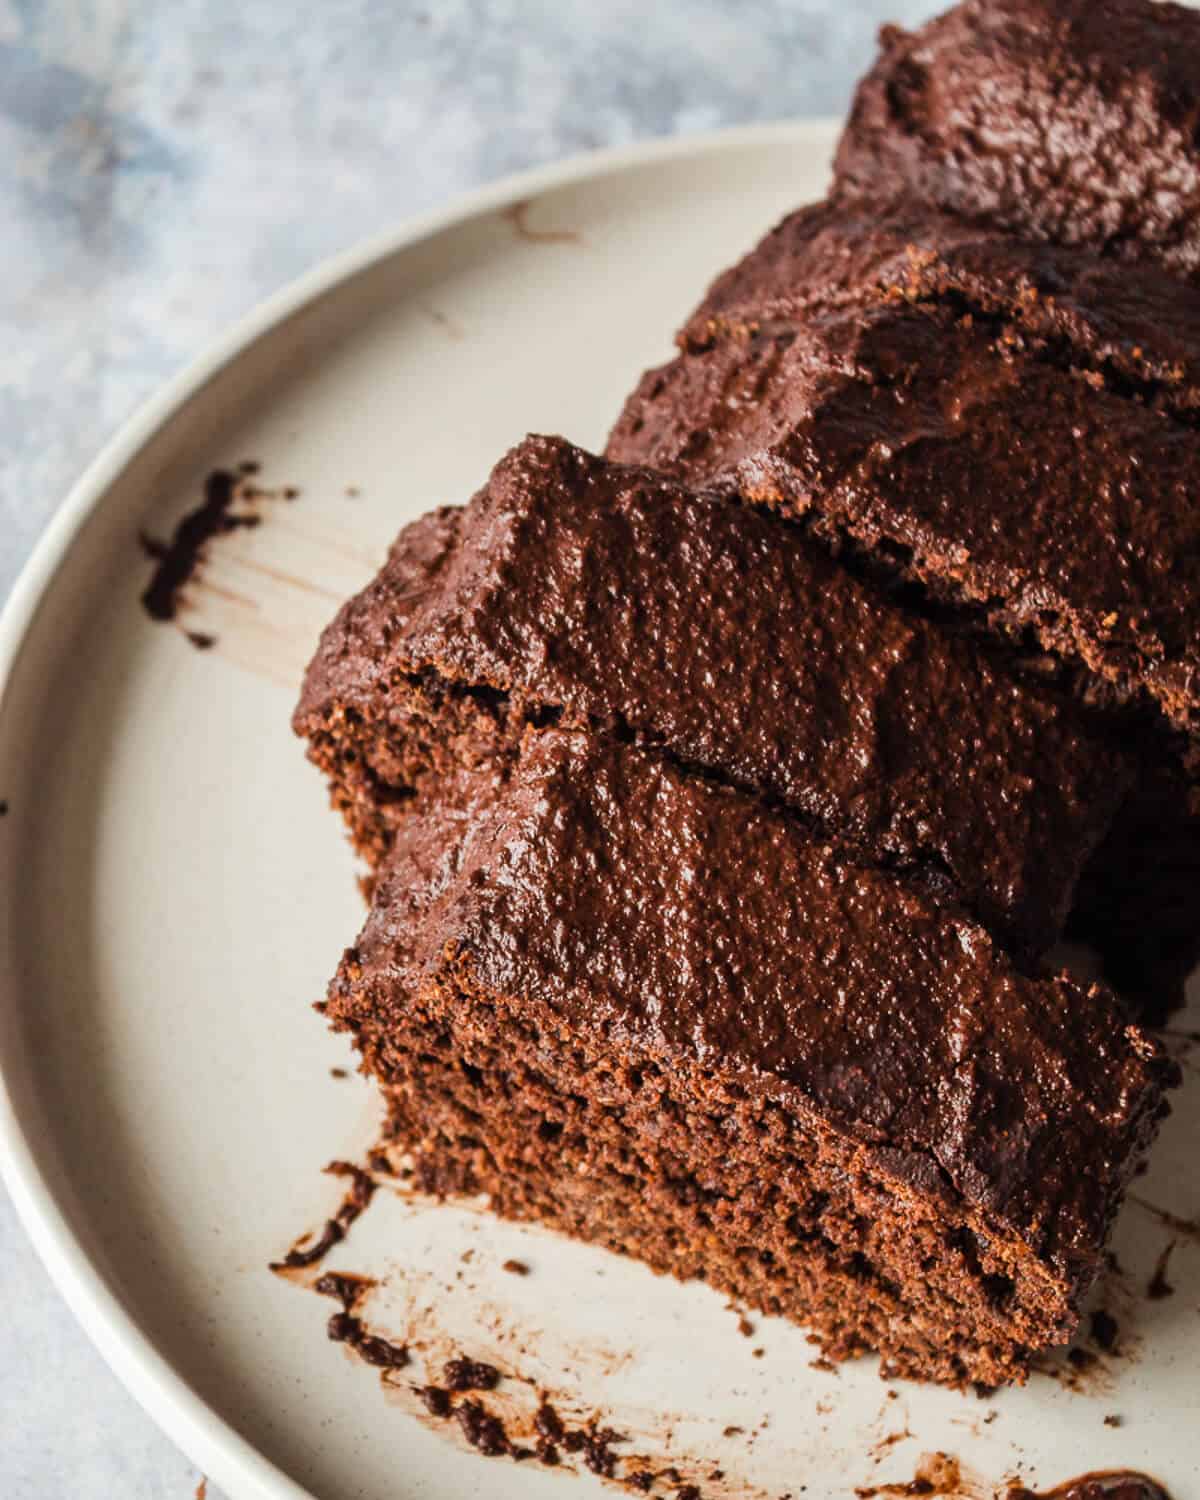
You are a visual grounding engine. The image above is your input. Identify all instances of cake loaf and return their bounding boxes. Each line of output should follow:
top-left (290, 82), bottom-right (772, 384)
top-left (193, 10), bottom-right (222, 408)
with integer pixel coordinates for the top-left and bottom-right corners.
top-left (327, 730), bottom-right (1178, 1388)
top-left (295, 435), bottom-right (1129, 957)
top-left (832, 0), bottom-right (1200, 283)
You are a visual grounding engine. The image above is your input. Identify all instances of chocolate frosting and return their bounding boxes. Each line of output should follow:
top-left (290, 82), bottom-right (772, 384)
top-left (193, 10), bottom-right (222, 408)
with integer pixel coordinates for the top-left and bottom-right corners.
top-left (607, 302), bottom-right (1200, 740)
top-left (333, 731), bottom-right (1177, 1286)
top-left (297, 435), bottom-right (1128, 955)
top-left (680, 198), bottom-right (1200, 409)
top-left (832, 0), bottom-right (1200, 282)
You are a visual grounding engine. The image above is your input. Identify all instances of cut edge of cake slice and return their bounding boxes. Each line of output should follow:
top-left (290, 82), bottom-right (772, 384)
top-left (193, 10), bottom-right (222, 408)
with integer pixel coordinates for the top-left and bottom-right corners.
top-left (326, 729), bottom-right (1179, 1389)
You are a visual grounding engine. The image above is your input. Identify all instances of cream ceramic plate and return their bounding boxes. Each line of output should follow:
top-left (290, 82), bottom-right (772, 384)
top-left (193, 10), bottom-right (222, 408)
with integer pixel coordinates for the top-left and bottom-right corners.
top-left (0, 124), bottom-right (1197, 1500)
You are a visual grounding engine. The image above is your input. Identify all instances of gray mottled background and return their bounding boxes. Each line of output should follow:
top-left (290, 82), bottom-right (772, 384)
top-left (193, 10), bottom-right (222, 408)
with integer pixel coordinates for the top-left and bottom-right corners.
top-left (0, 1), bottom-right (937, 1494)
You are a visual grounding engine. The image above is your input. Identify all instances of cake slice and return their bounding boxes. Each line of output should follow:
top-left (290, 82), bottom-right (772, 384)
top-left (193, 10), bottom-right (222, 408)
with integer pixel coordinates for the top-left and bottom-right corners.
top-left (613, 202), bottom-right (1200, 1018)
top-left (294, 435), bottom-right (1128, 957)
top-left (832, 0), bottom-right (1200, 283)
top-left (678, 198), bottom-right (1200, 408)
top-left (326, 729), bottom-right (1179, 1388)
top-left (608, 294), bottom-right (1200, 1015)
top-left (607, 298), bottom-right (1200, 751)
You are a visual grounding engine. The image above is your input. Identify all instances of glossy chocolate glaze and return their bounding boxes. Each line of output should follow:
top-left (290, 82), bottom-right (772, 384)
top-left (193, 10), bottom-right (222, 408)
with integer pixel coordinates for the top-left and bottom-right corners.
top-left (607, 302), bottom-right (1200, 742)
top-left (680, 198), bottom-right (1200, 409)
top-left (833, 0), bottom-right (1200, 282)
top-left (332, 730), bottom-right (1177, 1288)
top-left (297, 435), bottom-right (1127, 956)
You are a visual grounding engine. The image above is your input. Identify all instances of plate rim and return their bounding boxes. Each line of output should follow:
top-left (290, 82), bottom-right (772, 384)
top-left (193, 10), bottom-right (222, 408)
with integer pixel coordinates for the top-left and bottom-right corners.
top-left (0, 119), bottom-right (838, 1500)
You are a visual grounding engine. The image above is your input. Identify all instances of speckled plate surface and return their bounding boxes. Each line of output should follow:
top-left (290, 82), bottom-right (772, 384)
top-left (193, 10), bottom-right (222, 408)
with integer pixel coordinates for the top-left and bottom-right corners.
top-left (0, 124), bottom-right (1197, 1500)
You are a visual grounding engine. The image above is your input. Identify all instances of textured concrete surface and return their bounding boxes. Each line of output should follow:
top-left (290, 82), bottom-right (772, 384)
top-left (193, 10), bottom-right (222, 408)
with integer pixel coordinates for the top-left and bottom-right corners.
top-left (0, 2), bottom-right (939, 1494)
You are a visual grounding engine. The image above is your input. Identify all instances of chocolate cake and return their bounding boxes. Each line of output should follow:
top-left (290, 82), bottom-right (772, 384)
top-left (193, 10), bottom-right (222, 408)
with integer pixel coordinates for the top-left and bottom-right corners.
top-left (294, 435), bottom-right (1129, 958)
top-left (326, 729), bottom-right (1178, 1388)
top-left (678, 198), bottom-right (1200, 409)
top-left (608, 297), bottom-right (1200, 750)
top-left (608, 211), bottom-right (1200, 1013)
top-left (292, 0), bottom-right (1199, 1397)
top-left (832, 0), bottom-right (1200, 282)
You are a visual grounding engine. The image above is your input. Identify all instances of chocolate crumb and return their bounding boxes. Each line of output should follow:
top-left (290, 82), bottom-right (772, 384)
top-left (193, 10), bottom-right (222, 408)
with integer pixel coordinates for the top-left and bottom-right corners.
top-left (419, 1385), bottom-right (451, 1418)
top-left (502, 1258), bottom-right (529, 1276)
top-left (270, 1161), bottom-right (376, 1270)
top-left (581, 1426), bottom-right (625, 1477)
top-left (273, 1218), bottom-right (344, 1269)
top-left (752, 1347), bottom-right (764, 1358)
top-left (329, 1067), bottom-right (349, 1079)
top-left (454, 1399), bottom-right (509, 1458)
top-left (326, 1159), bottom-right (376, 1208)
top-left (723, 1425), bottom-right (744, 1438)
top-left (855, 1453), bottom-right (961, 1498)
top-left (737, 1315), bottom-right (754, 1337)
top-left (1104, 1414), bottom-right (1123, 1428)
top-left (677, 1487), bottom-right (702, 1500)
top-left (0, 801), bottom-right (8, 816)
top-left (326, 1310), bottom-right (356, 1341)
top-left (443, 1356), bottom-right (500, 1392)
top-left (535, 1439), bottom-right (560, 1466)
top-left (185, 631), bottom-right (215, 650)
top-left (326, 1311), bottom-right (408, 1369)
top-left (1090, 1310), bottom-right (1119, 1352)
top-left (628, 1472), bottom-right (653, 1493)
top-left (139, 465), bottom-right (301, 625)
top-left (283, 485), bottom-right (300, 500)
top-left (313, 1271), bottom-right (373, 1310)
top-left (562, 1430), bottom-right (586, 1455)
top-left (535, 1403), bottom-right (565, 1444)
top-left (139, 470), bottom-right (249, 623)
top-left (1148, 1240), bottom-right (1177, 1299)
top-left (367, 1150), bottom-right (391, 1174)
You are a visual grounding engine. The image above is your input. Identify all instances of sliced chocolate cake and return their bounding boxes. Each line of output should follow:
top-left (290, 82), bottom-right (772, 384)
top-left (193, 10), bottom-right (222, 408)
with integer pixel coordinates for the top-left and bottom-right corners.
top-left (292, 0), bottom-right (1199, 1400)
top-left (295, 435), bottom-right (1129, 958)
top-left (608, 219), bottom-right (1200, 1015)
top-left (678, 198), bottom-right (1200, 411)
top-left (328, 730), bottom-right (1178, 1388)
top-left (609, 301), bottom-right (1200, 746)
top-left (832, 0), bottom-right (1200, 282)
